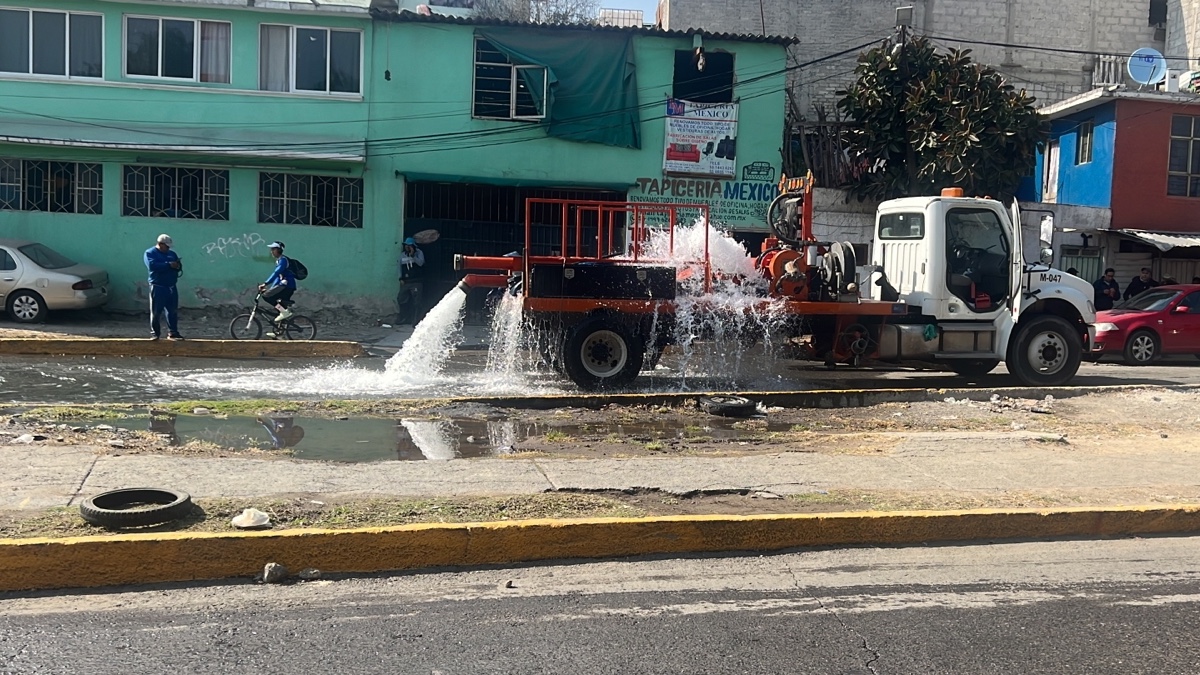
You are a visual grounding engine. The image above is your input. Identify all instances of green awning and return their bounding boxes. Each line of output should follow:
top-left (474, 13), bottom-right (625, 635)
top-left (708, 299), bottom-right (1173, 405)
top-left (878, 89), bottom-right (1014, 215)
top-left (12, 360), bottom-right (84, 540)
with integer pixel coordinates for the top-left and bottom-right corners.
top-left (0, 116), bottom-right (366, 164)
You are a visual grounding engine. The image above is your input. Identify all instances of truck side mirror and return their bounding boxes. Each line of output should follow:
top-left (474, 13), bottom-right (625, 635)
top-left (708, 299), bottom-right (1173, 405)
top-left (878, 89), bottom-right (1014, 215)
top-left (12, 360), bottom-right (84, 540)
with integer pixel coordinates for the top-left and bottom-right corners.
top-left (1040, 247), bottom-right (1053, 264)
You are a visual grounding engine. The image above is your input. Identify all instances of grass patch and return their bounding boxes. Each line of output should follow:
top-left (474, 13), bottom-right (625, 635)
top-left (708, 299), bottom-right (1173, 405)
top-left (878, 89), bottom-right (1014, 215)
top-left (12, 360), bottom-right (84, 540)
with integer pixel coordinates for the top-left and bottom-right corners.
top-left (645, 441), bottom-right (664, 451)
top-left (0, 494), bottom-right (646, 539)
top-left (543, 430), bottom-right (576, 443)
top-left (20, 405), bottom-right (143, 422)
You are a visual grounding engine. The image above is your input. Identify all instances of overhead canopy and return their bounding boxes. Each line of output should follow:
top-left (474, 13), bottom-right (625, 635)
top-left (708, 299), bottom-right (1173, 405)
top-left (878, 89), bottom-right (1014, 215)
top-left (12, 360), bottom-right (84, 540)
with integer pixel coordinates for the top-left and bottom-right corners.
top-left (0, 116), bottom-right (366, 164)
top-left (476, 27), bottom-right (641, 150)
top-left (1120, 230), bottom-right (1200, 252)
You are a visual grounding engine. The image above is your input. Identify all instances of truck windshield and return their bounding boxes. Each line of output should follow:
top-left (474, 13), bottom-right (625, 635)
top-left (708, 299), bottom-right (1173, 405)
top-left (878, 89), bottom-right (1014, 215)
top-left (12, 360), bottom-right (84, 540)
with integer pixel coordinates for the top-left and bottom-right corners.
top-left (879, 213), bottom-right (924, 239)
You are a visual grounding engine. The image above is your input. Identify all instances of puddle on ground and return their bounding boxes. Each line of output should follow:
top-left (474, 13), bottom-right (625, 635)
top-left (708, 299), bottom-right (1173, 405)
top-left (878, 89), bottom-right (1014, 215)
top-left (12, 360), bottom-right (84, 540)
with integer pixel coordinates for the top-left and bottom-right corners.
top-left (72, 413), bottom-right (790, 463)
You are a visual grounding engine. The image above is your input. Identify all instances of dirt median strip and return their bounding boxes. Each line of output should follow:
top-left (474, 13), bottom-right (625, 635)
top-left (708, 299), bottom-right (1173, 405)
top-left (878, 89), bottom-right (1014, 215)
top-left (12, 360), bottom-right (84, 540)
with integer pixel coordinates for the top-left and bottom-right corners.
top-left (3, 505), bottom-right (1200, 593)
top-left (0, 338), bottom-right (365, 359)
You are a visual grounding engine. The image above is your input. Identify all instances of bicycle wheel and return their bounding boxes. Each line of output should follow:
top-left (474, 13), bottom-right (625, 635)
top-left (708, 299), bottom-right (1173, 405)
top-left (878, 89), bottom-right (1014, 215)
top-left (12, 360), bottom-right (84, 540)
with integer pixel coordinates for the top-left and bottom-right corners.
top-left (229, 313), bottom-right (263, 340)
top-left (281, 315), bottom-right (316, 340)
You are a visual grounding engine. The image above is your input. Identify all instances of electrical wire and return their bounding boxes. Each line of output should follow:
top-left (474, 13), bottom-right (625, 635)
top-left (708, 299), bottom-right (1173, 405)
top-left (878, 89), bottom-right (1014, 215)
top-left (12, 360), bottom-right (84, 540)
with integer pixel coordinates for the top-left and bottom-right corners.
top-left (0, 38), bottom-right (887, 154)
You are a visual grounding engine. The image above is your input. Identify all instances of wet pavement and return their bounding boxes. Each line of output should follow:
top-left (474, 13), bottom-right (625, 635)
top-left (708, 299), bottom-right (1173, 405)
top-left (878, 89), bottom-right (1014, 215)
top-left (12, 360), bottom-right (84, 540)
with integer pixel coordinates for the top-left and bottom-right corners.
top-left (2, 352), bottom-right (1200, 406)
top-left (31, 410), bottom-right (781, 463)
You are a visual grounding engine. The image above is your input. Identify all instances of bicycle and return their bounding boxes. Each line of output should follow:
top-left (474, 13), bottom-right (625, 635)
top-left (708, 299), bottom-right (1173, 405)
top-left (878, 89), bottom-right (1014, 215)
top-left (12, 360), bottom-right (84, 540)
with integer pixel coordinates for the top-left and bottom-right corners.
top-left (229, 293), bottom-right (317, 340)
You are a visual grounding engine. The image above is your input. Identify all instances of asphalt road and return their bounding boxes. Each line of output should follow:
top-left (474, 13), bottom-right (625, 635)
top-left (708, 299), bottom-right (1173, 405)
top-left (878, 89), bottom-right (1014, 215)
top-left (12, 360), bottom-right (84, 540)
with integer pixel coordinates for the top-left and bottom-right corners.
top-left (2, 351), bottom-right (1199, 404)
top-left (4, 537), bottom-right (1200, 674)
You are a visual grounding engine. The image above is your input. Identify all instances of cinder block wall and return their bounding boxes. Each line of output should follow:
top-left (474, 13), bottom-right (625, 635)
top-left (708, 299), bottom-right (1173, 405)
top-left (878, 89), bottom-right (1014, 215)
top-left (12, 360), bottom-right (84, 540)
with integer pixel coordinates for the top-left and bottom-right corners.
top-left (664, 0), bottom-right (1164, 117)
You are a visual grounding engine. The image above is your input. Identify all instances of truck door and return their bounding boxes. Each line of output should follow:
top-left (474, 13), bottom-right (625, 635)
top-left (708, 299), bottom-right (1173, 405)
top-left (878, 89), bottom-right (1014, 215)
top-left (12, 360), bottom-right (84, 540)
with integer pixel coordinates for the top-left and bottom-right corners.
top-left (1009, 200), bottom-right (1025, 322)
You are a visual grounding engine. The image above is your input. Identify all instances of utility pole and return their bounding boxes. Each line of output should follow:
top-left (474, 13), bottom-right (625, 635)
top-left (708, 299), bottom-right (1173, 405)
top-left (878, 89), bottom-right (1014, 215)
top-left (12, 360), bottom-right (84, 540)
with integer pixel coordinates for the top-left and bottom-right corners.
top-left (895, 6), bottom-right (916, 194)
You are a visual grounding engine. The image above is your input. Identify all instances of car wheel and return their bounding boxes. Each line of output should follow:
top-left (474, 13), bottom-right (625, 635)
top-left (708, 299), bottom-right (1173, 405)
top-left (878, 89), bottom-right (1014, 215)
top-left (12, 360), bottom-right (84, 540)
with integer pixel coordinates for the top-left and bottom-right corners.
top-left (6, 290), bottom-right (46, 323)
top-left (1123, 329), bottom-right (1159, 366)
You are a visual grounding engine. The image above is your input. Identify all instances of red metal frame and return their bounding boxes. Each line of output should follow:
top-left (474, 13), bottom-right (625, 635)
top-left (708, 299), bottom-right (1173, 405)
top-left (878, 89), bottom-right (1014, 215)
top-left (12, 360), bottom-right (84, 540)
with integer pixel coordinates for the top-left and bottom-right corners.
top-left (520, 198), bottom-right (713, 295)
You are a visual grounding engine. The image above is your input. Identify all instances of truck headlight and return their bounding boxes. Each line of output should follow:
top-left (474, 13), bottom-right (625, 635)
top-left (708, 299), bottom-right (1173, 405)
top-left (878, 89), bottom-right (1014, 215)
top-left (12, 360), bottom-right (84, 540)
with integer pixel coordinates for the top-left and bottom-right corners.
top-left (1094, 322), bottom-right (1120, 333)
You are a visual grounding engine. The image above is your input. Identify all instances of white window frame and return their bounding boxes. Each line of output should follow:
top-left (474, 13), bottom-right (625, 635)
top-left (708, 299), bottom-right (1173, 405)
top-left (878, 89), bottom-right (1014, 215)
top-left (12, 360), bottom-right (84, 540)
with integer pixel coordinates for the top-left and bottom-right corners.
top-left (122, 14), bottom-right (231, 83)
top-left (472, 37), bottom-right (548, 122)
top-left (258, 23), bottom-right (363, 96)
top-left (0, 6), bottom-right (104, 80)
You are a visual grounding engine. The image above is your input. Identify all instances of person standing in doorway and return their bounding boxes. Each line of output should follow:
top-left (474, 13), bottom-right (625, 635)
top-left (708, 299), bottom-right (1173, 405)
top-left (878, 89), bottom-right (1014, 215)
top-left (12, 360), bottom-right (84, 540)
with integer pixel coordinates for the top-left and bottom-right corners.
top-left (144, 233), bottom-right (183, 340)
top-left (1093, 268), bottom-right (1120, 312)
top-left (1124, 267), bottom-right (1159, 300)
top-left (397, 237), bottom-right (425, 325)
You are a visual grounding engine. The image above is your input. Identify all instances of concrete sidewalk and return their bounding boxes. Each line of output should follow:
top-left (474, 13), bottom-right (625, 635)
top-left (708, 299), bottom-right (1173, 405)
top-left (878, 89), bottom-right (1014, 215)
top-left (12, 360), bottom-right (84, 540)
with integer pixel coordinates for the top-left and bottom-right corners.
top-left (8, 427), bottom-right (1200, 592)
top-left (5, 430), bottom-right (1196, 511)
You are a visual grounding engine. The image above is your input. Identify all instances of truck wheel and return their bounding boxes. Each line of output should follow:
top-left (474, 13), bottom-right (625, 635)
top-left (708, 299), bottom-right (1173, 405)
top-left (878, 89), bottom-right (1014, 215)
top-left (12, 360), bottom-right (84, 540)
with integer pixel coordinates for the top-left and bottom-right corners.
top-left (948, 360), bottom-right (1000, 378)
top-left (563, 318), bottom-right (644, 390)
top-left (1007, 315), bottom-right (1082, 386)
top-left (1122, 330), bottom-right (1158, 366)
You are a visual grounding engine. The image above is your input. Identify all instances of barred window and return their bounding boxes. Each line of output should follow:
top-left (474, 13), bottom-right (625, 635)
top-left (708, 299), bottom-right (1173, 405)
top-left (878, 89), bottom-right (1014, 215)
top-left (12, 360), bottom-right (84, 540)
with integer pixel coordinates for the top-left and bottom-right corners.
top-left (1168, 114), bottom-right (1200, 198)
top-left (258, 173), bottom-right (363, 228)
top-left (121, 165), bottom-right (229, 220)
top-left (0, 158), bottom-right (102, 214)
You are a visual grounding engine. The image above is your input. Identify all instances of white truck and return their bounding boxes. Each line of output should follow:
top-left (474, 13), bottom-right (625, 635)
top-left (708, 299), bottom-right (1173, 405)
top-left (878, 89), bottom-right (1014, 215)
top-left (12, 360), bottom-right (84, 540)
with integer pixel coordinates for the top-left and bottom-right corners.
top-left (863, 189), bottom-right (1096, 385)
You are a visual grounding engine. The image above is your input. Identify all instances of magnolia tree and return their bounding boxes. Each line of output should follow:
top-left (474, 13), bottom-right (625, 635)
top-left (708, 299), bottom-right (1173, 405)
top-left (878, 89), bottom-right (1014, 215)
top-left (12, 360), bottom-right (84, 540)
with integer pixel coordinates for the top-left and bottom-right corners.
top-left (836, 36), bottom-right (1047, 201)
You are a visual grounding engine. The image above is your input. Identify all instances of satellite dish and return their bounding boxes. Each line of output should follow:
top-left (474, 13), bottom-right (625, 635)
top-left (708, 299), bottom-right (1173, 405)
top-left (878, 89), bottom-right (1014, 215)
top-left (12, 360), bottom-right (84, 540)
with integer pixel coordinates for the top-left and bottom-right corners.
top-left (1128, 47), bottom-right (1168, 85)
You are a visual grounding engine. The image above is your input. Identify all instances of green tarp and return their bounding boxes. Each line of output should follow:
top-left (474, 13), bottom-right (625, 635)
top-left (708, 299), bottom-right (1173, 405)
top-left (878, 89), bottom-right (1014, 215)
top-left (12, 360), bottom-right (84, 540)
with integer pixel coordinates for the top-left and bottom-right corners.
top-left (476, 27), bottom-right (640, 149)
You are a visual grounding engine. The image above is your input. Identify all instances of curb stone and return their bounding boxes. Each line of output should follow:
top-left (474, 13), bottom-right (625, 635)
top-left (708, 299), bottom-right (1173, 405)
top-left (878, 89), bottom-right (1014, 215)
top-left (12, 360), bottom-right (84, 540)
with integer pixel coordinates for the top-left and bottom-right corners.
top-left (2, 505), bottom-right (1199, 592)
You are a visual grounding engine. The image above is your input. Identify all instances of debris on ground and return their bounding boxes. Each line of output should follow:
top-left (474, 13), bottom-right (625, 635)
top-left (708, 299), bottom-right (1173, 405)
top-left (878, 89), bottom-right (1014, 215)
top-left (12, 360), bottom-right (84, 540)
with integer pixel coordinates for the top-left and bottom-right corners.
top-left (297, 568), bottom-right (322, 581)
top-left (260, 562), bottom-right (289, 584)
top-left (231, 508), bottom-right (271, 529)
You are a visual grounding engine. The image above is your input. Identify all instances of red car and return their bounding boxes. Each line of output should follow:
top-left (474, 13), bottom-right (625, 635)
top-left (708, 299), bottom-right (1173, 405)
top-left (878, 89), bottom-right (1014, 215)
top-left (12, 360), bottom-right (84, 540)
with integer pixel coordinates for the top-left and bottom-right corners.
top-left (1091, 284), bottom-right (1200, 364)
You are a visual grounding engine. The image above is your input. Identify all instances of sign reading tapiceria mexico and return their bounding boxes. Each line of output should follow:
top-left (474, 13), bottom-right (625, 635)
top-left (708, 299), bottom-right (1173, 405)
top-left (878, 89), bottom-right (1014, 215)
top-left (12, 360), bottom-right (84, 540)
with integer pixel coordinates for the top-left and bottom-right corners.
top-left (663, 99), bottom-right (739, 178)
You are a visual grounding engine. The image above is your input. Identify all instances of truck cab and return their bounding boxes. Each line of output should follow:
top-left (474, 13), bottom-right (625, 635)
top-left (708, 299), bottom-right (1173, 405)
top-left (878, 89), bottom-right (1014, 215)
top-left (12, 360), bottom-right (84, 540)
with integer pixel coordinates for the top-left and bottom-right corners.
top-left (868, 191), bottom-right (1096, 385)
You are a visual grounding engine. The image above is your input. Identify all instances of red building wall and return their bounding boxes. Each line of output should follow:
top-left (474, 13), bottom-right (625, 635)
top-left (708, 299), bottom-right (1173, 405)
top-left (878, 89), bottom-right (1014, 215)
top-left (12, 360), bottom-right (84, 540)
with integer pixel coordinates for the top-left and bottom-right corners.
top-left (1112, 99), bottom-right (1200, 233)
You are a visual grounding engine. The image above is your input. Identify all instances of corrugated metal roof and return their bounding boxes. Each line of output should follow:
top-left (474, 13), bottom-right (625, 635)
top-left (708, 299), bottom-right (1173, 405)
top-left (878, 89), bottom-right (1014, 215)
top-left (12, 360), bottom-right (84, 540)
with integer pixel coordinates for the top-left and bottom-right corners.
top-left (1119, 230), bottom-right (1200, 252)
top-left (372, 9), bottom-right (799, 45)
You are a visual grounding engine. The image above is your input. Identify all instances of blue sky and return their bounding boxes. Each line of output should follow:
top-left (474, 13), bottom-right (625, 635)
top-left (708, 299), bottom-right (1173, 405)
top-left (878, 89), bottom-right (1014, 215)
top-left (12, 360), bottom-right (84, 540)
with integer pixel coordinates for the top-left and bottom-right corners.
top-left (604, 0), bottom-right (659, 23)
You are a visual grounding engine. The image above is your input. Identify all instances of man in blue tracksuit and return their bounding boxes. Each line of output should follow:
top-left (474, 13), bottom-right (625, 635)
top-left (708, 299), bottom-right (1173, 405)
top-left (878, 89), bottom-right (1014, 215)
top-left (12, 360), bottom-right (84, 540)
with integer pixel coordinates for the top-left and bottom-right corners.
top-left (144, 233), bottom-right (182, 340)
top-left (258, 241), bottom-right (296, 323)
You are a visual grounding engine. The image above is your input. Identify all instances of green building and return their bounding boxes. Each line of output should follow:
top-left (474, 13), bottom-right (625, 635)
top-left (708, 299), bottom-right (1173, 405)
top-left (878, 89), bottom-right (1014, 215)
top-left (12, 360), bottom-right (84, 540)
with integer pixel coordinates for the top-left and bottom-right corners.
top-left (0, 0), bottom-right (790, 318)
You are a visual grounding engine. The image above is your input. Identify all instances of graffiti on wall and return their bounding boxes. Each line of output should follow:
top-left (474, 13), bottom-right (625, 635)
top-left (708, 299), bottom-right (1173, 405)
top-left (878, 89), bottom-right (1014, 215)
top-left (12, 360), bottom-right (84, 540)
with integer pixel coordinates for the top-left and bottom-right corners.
top-left (202, 233), bottom-right (265, 258)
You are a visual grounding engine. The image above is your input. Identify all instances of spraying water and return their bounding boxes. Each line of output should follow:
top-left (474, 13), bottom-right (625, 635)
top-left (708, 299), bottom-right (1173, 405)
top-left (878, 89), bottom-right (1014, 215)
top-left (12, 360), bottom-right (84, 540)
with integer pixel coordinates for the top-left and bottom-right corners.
top-left (385, 283), bottom-right (468, 377)
top-left (152, 220), bottom-right (791, 399)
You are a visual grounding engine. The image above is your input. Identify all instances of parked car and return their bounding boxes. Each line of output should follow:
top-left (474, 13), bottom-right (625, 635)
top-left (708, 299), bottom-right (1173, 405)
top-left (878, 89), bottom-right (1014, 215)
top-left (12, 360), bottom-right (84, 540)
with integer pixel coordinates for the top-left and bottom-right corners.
top-left (1090, 284), bottom-right (1200, 365)
top-left (0, 239), bottom-right (109, 323)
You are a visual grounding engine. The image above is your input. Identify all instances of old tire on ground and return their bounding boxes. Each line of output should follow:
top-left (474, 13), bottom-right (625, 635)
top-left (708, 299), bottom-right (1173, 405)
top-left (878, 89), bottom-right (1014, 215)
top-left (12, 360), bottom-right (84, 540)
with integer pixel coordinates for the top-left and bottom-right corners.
top-left (698, 395), bottom-right (757, 418)
top-left (1006, 315), bottom-right (1082, 387)
top-left (948, 359), bottom-right (1000, 378)
top-left (1122, 329), bottom-right (1159, 366)
top-left (79, 488), bottom-right (193, 528)
top-left (562, 317), bottom-right (644, 390)
top-left (229, 313), bottom-right (262, 339)
top-left (7, 290), bottom-right (46, 323)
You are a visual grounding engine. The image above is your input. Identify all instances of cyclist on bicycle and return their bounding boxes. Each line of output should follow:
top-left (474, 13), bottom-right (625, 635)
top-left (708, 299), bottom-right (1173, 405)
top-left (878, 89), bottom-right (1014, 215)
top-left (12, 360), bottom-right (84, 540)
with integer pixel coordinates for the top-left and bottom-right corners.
top-left (258, 241), bottom-right (296, 323)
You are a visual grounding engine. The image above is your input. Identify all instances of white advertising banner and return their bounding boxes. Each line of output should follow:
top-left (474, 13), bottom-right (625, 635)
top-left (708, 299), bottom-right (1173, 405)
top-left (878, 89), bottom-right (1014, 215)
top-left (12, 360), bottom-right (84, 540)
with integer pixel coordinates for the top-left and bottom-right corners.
top-left (663, 99), bottom-right (738, 177)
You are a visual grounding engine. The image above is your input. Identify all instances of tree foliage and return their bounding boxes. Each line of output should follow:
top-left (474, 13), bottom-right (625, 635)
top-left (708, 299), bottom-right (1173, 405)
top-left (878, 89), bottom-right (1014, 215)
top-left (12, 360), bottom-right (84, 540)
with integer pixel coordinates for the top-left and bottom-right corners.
top-left (473, 0), bottom-right (599, 24)
top-left (836, 36), bottom-right (1047, 201)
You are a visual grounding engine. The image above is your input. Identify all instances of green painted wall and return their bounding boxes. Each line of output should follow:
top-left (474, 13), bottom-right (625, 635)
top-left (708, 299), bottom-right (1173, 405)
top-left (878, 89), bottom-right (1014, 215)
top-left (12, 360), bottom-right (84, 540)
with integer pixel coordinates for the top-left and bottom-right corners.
top-left (0, 2), bottom-right (787, 315)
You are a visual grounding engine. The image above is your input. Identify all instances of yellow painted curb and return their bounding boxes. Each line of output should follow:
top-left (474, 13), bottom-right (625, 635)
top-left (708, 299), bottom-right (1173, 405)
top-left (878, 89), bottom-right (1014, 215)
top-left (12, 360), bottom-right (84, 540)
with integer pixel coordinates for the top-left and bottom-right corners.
top-left (2, 505), bottom-right (1198, 592)
top-left (0, 338), bottom-right (365, 359)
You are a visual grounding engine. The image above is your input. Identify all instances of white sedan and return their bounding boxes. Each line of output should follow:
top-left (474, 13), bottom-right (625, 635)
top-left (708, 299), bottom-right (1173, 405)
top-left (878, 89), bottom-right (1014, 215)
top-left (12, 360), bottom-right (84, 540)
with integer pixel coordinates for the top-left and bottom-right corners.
top-left (0, 239), bottom-right (109, 323)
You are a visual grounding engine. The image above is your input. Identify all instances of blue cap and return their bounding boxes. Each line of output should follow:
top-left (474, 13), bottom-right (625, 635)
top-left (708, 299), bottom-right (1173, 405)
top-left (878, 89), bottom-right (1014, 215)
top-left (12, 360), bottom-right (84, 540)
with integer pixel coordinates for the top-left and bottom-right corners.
top-left (404, 237), bottom-right (416, 246)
